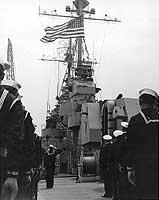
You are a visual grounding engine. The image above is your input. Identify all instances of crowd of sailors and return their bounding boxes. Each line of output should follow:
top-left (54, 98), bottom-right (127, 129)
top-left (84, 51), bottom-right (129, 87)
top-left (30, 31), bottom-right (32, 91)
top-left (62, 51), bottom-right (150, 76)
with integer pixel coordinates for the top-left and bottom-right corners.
top-left (99, 88), bottom-right (158, 200)
top-left (0, 59), bottom-right (158, 200)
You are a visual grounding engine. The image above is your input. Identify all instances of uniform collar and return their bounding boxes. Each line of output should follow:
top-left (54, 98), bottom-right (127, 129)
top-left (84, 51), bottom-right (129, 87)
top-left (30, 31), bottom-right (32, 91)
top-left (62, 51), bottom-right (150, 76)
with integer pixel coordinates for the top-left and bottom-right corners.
top-left (139, 109), bottom-right (159, 124)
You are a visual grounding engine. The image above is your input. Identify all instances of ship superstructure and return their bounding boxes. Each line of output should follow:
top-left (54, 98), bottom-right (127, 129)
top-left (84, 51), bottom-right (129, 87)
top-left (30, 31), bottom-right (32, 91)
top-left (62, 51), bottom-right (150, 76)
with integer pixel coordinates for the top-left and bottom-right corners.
top-left (40, 0), bottom-right (121, 178)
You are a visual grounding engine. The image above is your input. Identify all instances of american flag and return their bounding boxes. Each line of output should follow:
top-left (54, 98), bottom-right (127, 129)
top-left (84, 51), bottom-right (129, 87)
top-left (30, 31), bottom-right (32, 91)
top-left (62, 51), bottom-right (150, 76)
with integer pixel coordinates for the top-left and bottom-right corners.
top-left (41, 17), bottom-right (84, 43)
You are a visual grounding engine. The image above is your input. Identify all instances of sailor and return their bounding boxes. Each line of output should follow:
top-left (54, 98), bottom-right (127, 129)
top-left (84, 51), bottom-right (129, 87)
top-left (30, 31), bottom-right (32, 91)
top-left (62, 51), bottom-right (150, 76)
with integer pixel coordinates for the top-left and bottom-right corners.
top-left (0, 61), bottom-right (24, 200)
top-left (113, 126), bottom-right (134, 200)
top-left (113, 124), bottom-right (128, 167)
top-left (127, 88), bottom-right (159, 200)
top-left (111, 130), bottom-right (127, 200)
top-left (44, 144), bottom-right (64, 189)
top-left (99, 135), bottom-right (118, 199)
top-left (16, 109), bottom-right (36, 200)
top-left (1, 79), bottom-right (39, 200)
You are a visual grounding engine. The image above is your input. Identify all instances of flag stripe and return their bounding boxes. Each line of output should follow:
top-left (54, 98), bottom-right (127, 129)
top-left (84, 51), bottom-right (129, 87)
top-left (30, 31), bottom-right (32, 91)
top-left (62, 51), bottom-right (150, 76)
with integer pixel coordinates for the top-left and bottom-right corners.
top-left (43, 29), bottom-right (84, 41)
top-left (45, 23), bottom-right (68, 33)
top-left (41, 32), bottom-right (84, 43)
top-left (41, 17), bottom-right (84, 43)
top-left (46, 27), bottom-right (84, 36)
top-left (48, 30), bottom-right (84, 38)
top-left (45, 21), bottom-right (68, 31)
top-left (42, 31), bottom-right (84, 41)
top-left (45, 32), bottom-right (84, 39)
top-left (46, 27), bottom-right (67, 36)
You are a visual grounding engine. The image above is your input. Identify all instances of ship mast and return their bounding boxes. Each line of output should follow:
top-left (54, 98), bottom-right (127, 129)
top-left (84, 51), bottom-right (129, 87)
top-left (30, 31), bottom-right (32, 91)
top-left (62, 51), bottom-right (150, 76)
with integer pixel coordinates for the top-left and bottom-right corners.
top-left (39, 0), bottom-right (121, 66)
top-left (75, 0), bottom-right (84, 63)
top-left (39, 0), bottom-right (121, 98)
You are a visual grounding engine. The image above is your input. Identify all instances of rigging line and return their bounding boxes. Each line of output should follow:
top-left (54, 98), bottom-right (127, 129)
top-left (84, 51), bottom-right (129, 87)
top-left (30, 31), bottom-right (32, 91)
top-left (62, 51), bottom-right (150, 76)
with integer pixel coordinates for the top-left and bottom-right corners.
top-left (91, 24), bottom-right (107, 88)
top-left (99, 23), bottom-right (107, 64)
top-left (46, 65), bottom-right (52, 114)
top-left (83, 37), bottom-right (89, 59)
top-left (94, 23), bottom-right (111, 101)
top-left (57, 55), bottom-right (60, 98)
top-left (92, 40), bottom-right (94, 70)
top-left (94, 74), bottom-right (102, 100)
top-left (46, 87), bottom-right (50, 112)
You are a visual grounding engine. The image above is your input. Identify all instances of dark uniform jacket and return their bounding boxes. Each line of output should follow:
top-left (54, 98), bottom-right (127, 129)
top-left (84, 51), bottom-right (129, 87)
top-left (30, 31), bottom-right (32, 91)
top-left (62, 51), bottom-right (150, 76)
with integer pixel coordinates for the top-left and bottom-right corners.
top-left (22, 110), bottom-right (36, 171)
top-left (32, 134), bottom-right (42, 169)
top-left (127, 108), bottom-right (158, 167)
top-left (115, 133), bottom-right (128, 167)
top-left (127, 107), bottom-right (159, 199)
top-left (99, 143), bottom-right (115, 169)
top-left (0, 87), bottom-right (24, 173)
top-left (44, 149), bottom-right (62, 171)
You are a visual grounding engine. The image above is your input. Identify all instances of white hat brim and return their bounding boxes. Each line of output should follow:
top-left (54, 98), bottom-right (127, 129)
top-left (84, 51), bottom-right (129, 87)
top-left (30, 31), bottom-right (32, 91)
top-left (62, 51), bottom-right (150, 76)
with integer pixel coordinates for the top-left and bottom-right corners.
top-left (139, 88), bottom-right (158, 99)
top-left (113, 130), bottom-right (123, 137)
top-left (103, 135), bottom-right (112, 140)
top-left (121, 122), bottom-right (128, 128)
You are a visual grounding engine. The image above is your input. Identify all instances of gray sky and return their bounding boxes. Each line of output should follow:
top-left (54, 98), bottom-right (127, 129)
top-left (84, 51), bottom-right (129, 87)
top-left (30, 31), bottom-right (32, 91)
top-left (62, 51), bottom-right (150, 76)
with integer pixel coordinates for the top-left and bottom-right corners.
top-left (0, 0), bottom-right (159, 135)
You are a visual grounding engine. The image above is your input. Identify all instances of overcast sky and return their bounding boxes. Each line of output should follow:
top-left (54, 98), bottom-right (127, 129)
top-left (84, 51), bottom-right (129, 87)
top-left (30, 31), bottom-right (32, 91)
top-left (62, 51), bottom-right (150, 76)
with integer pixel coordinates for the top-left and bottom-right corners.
top-left (0, 0), bottom-right (159, 135)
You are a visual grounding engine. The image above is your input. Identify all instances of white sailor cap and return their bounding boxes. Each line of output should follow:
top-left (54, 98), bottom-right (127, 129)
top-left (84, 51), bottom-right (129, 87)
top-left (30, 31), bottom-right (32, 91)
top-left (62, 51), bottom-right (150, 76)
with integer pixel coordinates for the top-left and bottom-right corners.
top-left (121, 122), bottom-right (129, 129)
top-left (0, 60), bottom-right (10, 71)
top-left (139, 88), bottom-right (158, 99)
top-left (103, 135), bottom-right (112, 140)
top-left (113, 130), bottom-right (124, 137)
top-left (1, 80), bottom-right (21, 91)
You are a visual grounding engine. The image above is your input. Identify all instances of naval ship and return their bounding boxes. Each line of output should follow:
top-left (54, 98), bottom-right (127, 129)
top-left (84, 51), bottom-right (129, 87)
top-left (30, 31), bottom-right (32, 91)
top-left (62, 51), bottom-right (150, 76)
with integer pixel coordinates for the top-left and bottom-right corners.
top-left (40, 0), bottom-right (140, 181)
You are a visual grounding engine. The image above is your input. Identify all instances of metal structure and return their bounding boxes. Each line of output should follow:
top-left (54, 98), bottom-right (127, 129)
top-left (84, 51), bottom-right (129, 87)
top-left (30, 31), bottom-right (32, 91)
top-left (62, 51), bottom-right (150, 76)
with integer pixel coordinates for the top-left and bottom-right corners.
top-left (40, 0), bottom-right (121, 180)
top-left (6, 38), bottom-right (15, 80)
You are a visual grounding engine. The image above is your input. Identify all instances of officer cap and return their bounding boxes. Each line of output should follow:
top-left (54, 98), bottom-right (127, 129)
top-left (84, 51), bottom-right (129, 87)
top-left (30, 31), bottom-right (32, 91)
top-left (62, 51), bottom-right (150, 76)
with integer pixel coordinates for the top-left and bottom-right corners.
top-left (103, 135), bottom-right (112, 140)
top-left (139, 88), bottom-right (158, 99)
top-left (113, 130), bottom-right (123, 137)
top-left (121, 121), bottom-right (129, 128)
top-left (1, 80), bottom-right (21, 91)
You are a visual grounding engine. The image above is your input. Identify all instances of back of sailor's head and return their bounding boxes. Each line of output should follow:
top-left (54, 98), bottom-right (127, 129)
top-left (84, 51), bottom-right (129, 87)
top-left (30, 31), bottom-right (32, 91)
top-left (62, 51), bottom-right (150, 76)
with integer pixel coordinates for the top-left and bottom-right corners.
top-left (139, 88), bottom-right (158, 107)
top-left (1, 79), bottom-right (21, 97)
top-left (102, 135), bottom-right (113, 144)
top-left (0, 60), bottom-right (10, 81)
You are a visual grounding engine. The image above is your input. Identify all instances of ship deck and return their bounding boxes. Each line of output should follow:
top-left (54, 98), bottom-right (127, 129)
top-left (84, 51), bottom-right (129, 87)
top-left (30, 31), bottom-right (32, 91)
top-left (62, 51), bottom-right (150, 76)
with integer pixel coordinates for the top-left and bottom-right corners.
top-left (37, 175), bottom-right (112, 200)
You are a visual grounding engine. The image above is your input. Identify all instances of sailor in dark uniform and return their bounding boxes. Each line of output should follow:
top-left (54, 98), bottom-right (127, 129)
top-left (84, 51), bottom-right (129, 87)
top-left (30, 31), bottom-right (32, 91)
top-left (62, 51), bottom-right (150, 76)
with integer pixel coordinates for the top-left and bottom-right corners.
top-left (112, 130), bottom-right (126, 200)
top-left (1, 79), bottom-right (31, 199)
top-left (99, 134), bottom-right (119, 199)
top-left (17, 110), bottom-right (36, 200)
top-left (127, 88), bottom-right (159, 200)
top-left (0, 61), bottom-right (24, 200)
top-left (44, 145), bottom-right (63, 189)
top-left (111, 129), bottom-right (130, 200)
top-left (1, 80), bottom-right (42, 200)
top-left (113, 126), bottom-right (135, 200)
